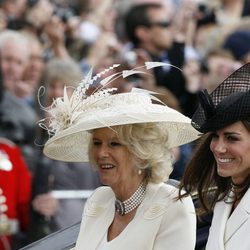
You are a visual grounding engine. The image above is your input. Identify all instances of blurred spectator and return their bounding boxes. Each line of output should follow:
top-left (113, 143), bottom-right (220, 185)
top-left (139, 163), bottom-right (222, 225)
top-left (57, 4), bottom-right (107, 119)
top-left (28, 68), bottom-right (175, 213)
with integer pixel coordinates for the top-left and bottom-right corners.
top-left (76, 0), bottom-right (122, 75)
top-left (0, 8), bottom-right (7, 30)
top-left (22, 33), bottom-right (45, 109)
top-left (42, 14), bottom-right (71, 59)
top-left (123, 1), bottom-right (197, 117)
top-left (183, 57), bottom-right (202, 94)
top-left (194, 23), bottom-right (230, 60)
top-left (192, 0), bottom-right (250, 28)
top-left (38, 58), bottom-right (83, 106)
top-left (200, 49), bottom-right (242, 93)
top-left (0, 30), bottom-right (38, 173)
top-left (0, 30), bottom-right (30, 98)
top-left (29, 58), bottom-right (101, 242)
top-left (79, 30), bottom-right (121, 76)
top-left (193, 0), bottom-right (250, 59)
top-left (1, 0), bottom-right (27, 30)
top-left (216, 0), bottom-right (250, 26)
top-left (223, 29), bottom-right (250, 63)
top-left (0, 65), bottom-right (32, 250)
top-left (24, 0), bottom-right (54, 34)
top-left (22, 0), bottom-right (71, 60)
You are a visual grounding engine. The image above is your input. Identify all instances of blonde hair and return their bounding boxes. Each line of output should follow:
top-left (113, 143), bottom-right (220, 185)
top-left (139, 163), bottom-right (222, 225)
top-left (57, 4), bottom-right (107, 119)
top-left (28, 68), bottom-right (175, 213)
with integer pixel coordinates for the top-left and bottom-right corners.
top-left (89, 123), bottom-right (173, 183)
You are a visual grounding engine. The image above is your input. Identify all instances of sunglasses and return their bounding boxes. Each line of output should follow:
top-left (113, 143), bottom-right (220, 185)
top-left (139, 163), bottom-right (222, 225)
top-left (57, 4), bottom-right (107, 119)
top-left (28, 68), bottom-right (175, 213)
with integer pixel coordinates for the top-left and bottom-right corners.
top-left (147, 21), bottom-right (172, 28)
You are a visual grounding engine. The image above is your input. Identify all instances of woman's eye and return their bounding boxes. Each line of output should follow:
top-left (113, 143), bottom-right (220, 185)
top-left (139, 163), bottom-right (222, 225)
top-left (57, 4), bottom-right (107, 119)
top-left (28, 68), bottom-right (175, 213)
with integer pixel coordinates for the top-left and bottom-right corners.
top-left (93, 140), bottom-right (101, 146)
top-left (227, 135), bottom-right (238, 142)
top-left (110, 141), bottom-right (121, 147)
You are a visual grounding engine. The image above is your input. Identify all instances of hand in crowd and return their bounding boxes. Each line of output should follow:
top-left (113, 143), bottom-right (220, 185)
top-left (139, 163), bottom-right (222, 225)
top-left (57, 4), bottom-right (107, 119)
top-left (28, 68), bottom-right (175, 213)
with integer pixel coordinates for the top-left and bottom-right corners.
top-left (32, 192), bottom-right (59, 217)
top-left (183, 59), bottom-right (201, 93)
top-left (124, 48), bottom-right (156, 90)
top-left (12, 80), bottom-right (35, 99)
top-left (87, 31), bottom-right (120, 67)
top-left (173, 0), bottom-right (198, 44)
top-left (43, 15), bottom-right (70, 58)
top-left (87, 0), bottom-right (114, 29)
top-left (44, 16), bottom-right (65, 46)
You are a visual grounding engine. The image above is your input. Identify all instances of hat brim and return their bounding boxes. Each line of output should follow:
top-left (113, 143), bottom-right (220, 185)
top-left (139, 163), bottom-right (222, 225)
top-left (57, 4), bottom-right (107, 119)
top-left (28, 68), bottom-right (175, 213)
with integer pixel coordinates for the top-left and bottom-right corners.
top-left (44, 104), bottom-right (199, 162)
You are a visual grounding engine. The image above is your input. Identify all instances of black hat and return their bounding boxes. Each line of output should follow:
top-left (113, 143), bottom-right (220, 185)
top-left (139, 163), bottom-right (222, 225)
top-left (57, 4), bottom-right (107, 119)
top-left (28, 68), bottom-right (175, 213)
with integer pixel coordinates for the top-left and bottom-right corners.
top-left (192, 63), bottom-right (250, 133)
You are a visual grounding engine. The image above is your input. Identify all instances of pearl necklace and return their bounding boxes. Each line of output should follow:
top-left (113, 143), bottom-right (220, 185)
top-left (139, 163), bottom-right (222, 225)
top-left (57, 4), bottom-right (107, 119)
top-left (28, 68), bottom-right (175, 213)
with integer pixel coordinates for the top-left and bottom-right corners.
top-left (115, 182), bottom-right (146, 216)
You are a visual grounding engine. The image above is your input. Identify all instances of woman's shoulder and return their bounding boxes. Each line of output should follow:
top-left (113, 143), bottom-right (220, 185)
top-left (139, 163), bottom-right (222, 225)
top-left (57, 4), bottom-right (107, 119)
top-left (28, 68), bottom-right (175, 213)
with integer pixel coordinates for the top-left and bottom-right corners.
top-left (143, 182), bottom-right (195, 221)
top-left (147, 182), bottom-right (193, 208)
top-left (87, 186), bottom-right (114, 202)
top-left (83, 186), bottom-right (114, 217)
top-left (148, 182), bottom-right (178, 197)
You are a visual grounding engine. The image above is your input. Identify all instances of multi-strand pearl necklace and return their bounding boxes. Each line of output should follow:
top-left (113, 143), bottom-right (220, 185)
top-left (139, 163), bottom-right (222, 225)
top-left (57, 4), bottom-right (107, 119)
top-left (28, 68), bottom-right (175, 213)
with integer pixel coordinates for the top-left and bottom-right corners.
top-left (115, 182), bottom-right (146, 216)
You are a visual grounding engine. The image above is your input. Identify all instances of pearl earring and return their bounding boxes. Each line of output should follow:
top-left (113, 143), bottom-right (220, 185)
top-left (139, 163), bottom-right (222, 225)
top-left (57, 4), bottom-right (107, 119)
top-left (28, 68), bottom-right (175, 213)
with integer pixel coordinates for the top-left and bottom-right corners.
top-left (138, 169), bottom-right (142, 175)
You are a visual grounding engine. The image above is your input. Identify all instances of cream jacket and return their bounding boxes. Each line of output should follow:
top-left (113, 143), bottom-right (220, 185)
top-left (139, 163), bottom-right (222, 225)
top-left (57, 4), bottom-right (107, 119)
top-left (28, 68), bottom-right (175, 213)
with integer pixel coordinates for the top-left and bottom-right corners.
top-left (206, 188), bottom-right (250, 250)
top-left (75, 182), bottom-right (196, 250)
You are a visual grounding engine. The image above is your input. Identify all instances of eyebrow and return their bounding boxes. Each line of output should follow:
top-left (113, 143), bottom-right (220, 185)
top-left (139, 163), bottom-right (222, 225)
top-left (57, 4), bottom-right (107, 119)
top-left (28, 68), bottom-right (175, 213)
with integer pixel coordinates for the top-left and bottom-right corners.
top-left (92, 136), bottom-right (119, 140)
top-left (223, 132), bottom-right (241, 136)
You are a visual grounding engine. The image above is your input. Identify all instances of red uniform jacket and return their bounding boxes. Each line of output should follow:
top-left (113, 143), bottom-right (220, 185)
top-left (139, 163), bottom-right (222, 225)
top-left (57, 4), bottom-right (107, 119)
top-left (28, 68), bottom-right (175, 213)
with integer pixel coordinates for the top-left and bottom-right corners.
top-left (0, 139), bottom-right (32, 250)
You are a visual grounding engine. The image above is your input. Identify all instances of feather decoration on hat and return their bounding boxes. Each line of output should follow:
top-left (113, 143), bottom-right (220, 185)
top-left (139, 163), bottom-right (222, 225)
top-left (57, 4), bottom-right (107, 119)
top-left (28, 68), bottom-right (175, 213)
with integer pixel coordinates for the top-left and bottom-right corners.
top-left (198, 89), bottom-right (215, 119)
top-left (39, 62), bottom-right (182, 136)
top-left (145, 61), bottom-right (182, 71)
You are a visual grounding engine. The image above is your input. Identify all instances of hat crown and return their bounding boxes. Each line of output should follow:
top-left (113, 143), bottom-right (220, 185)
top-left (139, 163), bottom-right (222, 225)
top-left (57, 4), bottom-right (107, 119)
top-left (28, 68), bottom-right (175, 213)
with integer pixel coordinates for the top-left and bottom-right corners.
top-left (192, 63), bottom-right (250, 133)
top-left (40, 62), bottom-right (200, 162)
top-left (41, 62), bottom-right (167, 136)
top-left (96, 90), bottom-right (152, 108)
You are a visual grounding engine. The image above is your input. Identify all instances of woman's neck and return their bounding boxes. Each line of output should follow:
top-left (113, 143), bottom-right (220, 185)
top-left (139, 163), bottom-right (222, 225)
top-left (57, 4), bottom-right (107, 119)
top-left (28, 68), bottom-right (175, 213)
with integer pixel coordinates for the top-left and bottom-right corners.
top-left (113, 178), bottom-right (145, 201)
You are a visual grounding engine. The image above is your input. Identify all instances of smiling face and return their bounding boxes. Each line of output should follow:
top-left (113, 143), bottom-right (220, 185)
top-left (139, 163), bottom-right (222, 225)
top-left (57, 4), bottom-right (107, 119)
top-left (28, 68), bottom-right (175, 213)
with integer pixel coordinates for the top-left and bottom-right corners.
top-left (210, 121), bottom-right (250, 184)
top-left (1, 39), bottom-right (29, 86)
top-left (90, 127), bottom-right (143, 197)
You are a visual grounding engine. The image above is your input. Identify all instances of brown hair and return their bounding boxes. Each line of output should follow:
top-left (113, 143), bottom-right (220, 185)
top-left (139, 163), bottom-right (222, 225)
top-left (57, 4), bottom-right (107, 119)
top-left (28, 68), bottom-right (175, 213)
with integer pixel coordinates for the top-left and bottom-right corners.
top-left (179, 120), bottom-right (250, 215)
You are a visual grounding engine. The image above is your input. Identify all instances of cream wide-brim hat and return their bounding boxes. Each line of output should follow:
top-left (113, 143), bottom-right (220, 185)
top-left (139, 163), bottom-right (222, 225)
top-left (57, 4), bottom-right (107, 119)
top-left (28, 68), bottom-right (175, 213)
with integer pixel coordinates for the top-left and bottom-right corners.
top-left (43, 90), bottom-right (200, 162)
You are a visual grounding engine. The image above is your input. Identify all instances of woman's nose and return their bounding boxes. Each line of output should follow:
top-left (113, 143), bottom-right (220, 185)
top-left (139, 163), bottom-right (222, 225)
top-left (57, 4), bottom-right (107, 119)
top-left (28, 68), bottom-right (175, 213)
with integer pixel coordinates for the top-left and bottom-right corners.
top-left (97, 145), bottom-right (109, 158)
top-left (212, 140), bottom-right (227, 153)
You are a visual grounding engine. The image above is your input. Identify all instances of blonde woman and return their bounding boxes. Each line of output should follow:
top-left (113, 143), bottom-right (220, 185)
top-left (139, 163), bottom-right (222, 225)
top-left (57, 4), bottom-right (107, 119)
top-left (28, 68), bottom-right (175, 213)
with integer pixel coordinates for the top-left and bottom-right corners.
top-left (41, 63), bottom-right (199, 250)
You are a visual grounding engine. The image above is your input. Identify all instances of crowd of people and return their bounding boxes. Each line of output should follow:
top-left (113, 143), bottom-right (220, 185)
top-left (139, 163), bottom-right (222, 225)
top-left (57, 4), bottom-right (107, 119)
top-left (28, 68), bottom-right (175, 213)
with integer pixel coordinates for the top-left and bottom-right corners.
top-left (0, 0), bottom-right (250, 249)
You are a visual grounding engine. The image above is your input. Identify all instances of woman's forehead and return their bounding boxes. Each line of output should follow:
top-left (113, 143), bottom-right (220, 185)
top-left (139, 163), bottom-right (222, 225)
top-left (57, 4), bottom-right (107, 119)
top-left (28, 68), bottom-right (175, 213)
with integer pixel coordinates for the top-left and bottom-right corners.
top-left (92, 127), bottom-right (119, 138)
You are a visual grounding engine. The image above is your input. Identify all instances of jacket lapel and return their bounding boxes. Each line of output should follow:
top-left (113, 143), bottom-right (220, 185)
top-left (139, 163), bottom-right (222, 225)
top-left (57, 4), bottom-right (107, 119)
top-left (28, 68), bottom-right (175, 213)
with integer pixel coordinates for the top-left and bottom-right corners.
top-left (86, 199), bottom-right (115, 248)
top-left (224, 188), bottom-right (250, 243)
top-left (211, 198), bottom-right (232, 249)
top-left (75, 188), bottom-right (115, 250)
